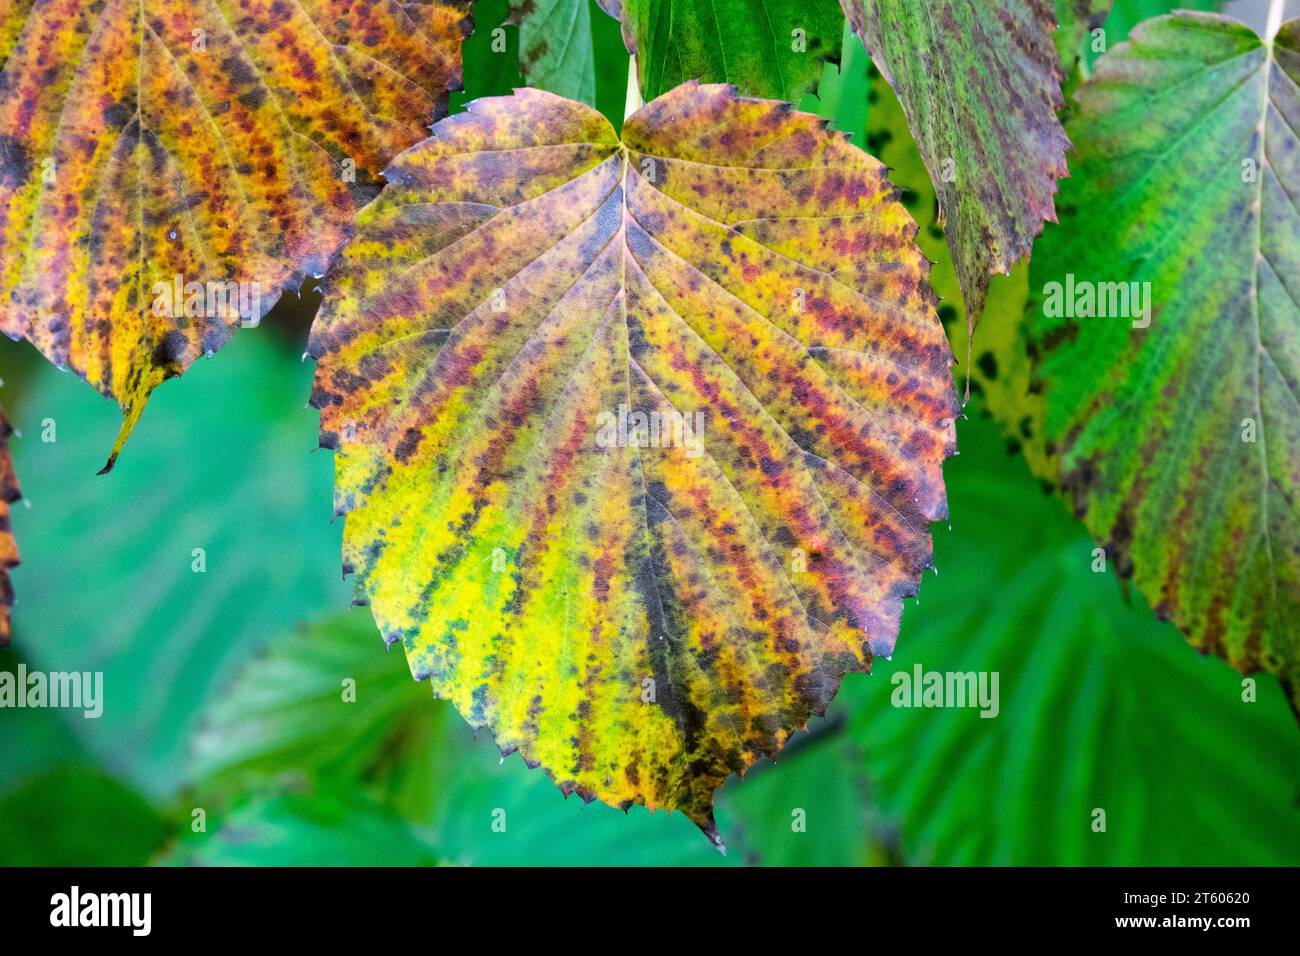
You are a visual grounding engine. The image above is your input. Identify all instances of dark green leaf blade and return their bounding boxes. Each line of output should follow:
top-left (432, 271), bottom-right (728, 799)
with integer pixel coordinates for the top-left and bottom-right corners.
top-left (0, 768), bottom-right (167, 866)
top-left (190, 610), bottom-right (440, 818)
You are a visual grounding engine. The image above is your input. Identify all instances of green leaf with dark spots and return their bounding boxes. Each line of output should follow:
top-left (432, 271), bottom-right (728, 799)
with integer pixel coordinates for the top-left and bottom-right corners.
top-left (1082, 0), bottom-right (1227, 73)
top-left (612, 0), bottom-right (847, 102)
top-left (860, 42), bottom-right (1042, 476)
top-left (507, 1), bottom-right (597, 105)
top-left (841, 0), bottom-right (1071, 332)
top-left (1030, 12), bottom-right (1300, 712)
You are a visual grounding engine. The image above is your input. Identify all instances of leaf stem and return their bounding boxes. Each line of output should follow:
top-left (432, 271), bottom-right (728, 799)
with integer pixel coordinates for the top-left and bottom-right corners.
top-left (624, 56), bottom-right (643, 120)
top-left (1266, 0), bottom-right (1285, 42)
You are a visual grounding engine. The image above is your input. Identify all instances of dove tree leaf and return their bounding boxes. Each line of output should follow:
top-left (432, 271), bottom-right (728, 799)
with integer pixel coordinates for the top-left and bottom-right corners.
top-left (842, 0), bottom-right (1070, 330)
top-left (849, 414), bottom-right (1300, 865)
top-left (1029, 12), bottom-right (1300, 710)
top-left (610, 0), bottom-right (847, 102)
top-left (0, 405), bottom-right (18, 644)
top-left (308, 82), bottom-right (958, 845)
top-left (0, 0), bottom-right (470, 470)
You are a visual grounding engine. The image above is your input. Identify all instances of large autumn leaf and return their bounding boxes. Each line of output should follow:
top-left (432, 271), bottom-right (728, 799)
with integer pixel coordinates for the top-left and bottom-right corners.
top-left (607, 0), bottom-right (846, 103)
top-left (0, 0), bottom-right (470, 470)
top-left (0, 405), bottom-right (17, 644)
top-left (308, 82), bottom-right (958, 844)
top-left (842, 0), bottom-right (1070, 333)
top-left (1030, 12), bottom-right (1300, 710)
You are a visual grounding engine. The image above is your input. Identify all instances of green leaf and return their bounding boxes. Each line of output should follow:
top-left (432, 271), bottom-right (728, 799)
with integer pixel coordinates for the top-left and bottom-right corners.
top-left (425, 717), bottom-right (882, 865)
top-left (1029, 12), bottom-right (1300, 711)
top-left (803, 22), bottom-right (869, 135)
top-left (0, 767), bottom-right (166, 866)
top-left (188, 609), bottom-right (876, 864)
top-left (613, 0), bottom-right (847, 102)
top-left (922, 1), bottom-right (1230, 486)
top-left (841, 0), bottom-right (1070, 328)
top-left (308, 83), bottom-right (957, 846)
top-left (190, 610), bottom-right (440, 819)
top-left (508, 0), bottom-right (597, 104)
top-left (714, 723), bottom-right (881, 866)
top-left (158, 790), bottom-right (438, 867)
top-left (1083, 0), bottom-right (1227, 72)
top-left (0, 647), bottom-right (89, 794)
top-left (460, 1), bottom-right (629, 123)
top-left (858, 40), bottom-right (1040, 475)
top-left (421, 731), bottom-right (726, 865)
top-left (850, 414), bottom-right (1300, 865)
top-left (1055, 0), bottom-right (1112, 73)
top-left (454, 0), bottom-right (528, 112)
top-left (189, 609), bottom-right (723, 864)
top-left (0, 326), bottom-right (351, 797)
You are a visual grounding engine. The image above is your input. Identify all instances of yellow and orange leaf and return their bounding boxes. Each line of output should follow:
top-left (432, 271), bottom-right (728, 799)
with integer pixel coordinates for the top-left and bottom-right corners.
top-left (0, 0), bottom-right (470, 470)
top-left (309, 83), bottom-right (958, 845)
